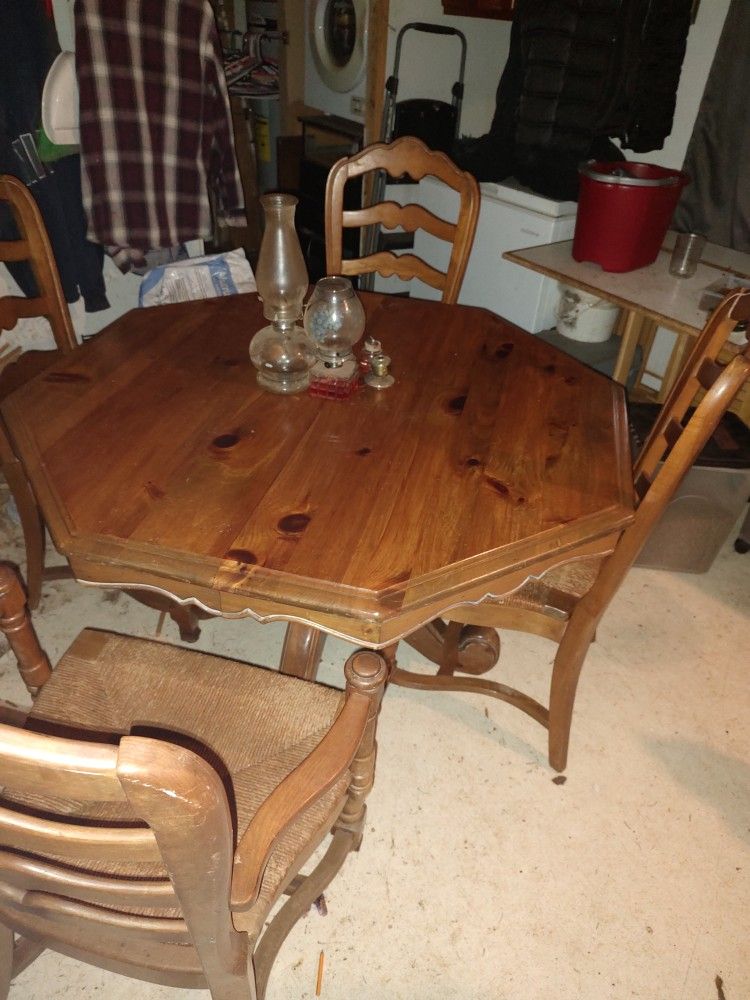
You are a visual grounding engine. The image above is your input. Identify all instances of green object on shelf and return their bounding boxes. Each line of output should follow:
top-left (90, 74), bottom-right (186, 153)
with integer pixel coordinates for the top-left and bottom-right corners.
top-left (36, 127), bottom-right (78, 163)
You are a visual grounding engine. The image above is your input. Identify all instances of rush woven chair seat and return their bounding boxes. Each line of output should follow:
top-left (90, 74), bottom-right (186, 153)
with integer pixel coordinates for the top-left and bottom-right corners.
top-left (0, 174), bottom-right (78, 609)
top-left (0, 567), bottom-right (387, 999)
top-left (324, 135), bottom-right (480, 304)
top-left (391, 288), bottom-right (750, 772)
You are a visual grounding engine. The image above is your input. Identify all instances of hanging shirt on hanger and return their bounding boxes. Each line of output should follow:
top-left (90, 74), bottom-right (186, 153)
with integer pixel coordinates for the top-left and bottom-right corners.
top-left (74, 0), bottom-right (245, 265)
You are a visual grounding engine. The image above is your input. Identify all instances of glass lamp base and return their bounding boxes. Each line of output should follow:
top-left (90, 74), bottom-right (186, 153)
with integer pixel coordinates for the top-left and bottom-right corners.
top-left (249, 322), bottom-right (316, 395)
top-left (255, 369), bottom-right (312, 394)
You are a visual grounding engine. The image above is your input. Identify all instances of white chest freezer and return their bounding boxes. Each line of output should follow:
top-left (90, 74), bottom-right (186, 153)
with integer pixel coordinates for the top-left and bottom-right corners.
top-left (412, 176), bottom-right (578, 333)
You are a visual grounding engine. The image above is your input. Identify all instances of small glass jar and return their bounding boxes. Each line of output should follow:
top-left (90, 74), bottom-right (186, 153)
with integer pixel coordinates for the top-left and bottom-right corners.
top-left (304, 276), bottom-right (366, 369)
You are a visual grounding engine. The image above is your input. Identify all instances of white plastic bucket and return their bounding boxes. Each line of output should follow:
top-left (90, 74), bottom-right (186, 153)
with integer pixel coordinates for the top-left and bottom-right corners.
top-left (555, 283), bottom-right (620, 343)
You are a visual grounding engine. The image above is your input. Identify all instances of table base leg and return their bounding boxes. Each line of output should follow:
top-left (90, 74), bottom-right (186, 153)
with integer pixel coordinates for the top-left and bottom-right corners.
top-left (124, 590), bottom-right (207, 643)
top-left (402, 619), bottom-right (500, 675)
top-left (392, 618), bottom-right (550, 759)
top-left (279, 623), bottom-right (327, 679)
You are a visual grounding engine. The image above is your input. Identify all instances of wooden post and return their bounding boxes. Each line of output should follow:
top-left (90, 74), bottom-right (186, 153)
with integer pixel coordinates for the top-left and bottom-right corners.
top-left (364, 0), bottom-right (390, 147)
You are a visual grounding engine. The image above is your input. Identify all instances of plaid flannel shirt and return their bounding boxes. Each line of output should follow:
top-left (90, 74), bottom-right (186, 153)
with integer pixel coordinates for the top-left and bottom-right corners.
top-left (75, 0), bottom-right (245, 252)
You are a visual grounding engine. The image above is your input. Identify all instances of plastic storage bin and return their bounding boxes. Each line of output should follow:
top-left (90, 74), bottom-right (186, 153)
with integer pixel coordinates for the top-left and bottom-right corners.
top-left (629, 402), bottom-right (750, 572)
top-left (573, 162), bottom-right (688, 273)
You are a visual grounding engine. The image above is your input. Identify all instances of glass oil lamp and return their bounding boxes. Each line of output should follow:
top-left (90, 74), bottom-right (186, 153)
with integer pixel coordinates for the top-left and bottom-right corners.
top-left (303, 276), bottom-right (366, 379)
top-left (249, 193), bottom-right (317, 394)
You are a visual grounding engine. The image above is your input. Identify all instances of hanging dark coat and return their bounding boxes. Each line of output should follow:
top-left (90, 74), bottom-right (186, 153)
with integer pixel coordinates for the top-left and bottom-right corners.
top-left (456, 0), bottom-right (693, 200)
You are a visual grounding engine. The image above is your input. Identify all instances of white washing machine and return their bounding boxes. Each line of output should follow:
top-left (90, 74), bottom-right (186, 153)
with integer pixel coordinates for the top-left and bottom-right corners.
top-left (305, 0), bottom-right (369, 122)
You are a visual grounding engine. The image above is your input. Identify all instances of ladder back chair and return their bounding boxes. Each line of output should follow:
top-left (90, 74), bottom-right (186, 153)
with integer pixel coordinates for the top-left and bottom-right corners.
top-left (0, 174), bottom-right (78, 609)
top-left (391, 288), bottom-right (750, 772)
top-left (324, 136), bottom-right (480, 304)
top-left (0, 565), bottom-right (388, 999)
top-left (0, 174), bottom-right (200, 641)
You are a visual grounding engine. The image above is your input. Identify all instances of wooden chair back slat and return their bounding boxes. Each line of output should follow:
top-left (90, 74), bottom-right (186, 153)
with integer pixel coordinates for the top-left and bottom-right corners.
top-left (325, 136), bottom-right (479, 304)
top-left (730, 289), bottom-right (750, 323)
top-left (342, 202), bottom-right (457, 243)
top-left (633, 471), bottom-right (651, 501)
top-left (0, 174), bottom-right (77, 353)
top-left (592, 344), bottom-right (750, 617)
top-left (0, 851), bottom-right (176, 911)
top-left (341, 251), bottom-right (446, 291)
top-left (0, 901), bottom-right (206, 984)
top-left (662, 417), bottom-right (684, 450)
top-left (0, 243), bottom-right (30, 264)
top-left (0, 805), bottom-right (160, 863)
top-left (0, 723), bottom-right (124, 802)
top-left (16, 892), bottom-right (191, 945)
top-left (698, 357), bottom-right (725, 391)
top-left (635, 288), bottom-right (749, 480)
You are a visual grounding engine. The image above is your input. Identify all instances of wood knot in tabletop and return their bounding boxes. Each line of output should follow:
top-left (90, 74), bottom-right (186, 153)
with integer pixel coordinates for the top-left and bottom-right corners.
top-left (277, 513), bottom-right (311, 534)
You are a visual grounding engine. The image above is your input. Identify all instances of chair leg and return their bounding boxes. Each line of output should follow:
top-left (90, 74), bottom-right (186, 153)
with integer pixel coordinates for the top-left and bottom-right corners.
top-left (253, 830), bottom-right (355, 1000)
top-left (0, 924), bottom-right (12, 1000)
top-left (547, 613), bottom-right (597, 773)
top-left (9, 937), bottom-right (44, 980)
top-left (0, 441), bottom-right (45, 610)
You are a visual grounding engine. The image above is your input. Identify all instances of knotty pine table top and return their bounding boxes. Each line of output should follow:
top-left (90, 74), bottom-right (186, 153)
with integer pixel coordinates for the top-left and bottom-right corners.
top-left (2, 292), bottom-right (634, 646)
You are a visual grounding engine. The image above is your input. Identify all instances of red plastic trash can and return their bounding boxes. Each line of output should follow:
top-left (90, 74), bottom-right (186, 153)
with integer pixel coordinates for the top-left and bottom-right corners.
top-left (572, 161), bottom-right (688, 272)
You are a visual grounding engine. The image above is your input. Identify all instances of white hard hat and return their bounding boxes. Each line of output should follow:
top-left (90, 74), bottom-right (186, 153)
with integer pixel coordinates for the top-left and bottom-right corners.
top-left (42, 52), bottom-right (80, 146)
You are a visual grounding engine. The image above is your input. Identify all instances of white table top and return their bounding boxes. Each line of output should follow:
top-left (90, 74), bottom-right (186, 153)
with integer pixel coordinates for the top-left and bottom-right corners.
top-left (504, 235), bottom-right (750, 338)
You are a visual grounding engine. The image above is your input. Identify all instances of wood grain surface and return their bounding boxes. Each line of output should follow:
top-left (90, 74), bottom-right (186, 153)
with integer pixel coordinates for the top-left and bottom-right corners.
top-left (1, 292), bottom-right (634, 645)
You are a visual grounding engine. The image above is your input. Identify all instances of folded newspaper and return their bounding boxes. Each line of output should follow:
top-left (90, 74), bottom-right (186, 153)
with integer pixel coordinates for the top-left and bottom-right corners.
top-left (139, 249), bottom-right (257, 307)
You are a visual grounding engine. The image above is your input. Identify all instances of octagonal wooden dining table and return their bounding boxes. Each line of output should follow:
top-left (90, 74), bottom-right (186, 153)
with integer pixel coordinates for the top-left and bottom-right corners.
top-left (1, 291), bottom-right (634, 677)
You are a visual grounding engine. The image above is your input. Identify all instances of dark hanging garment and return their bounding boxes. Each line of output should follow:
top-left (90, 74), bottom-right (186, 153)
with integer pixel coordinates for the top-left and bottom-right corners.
top-left (454, 0), bottom-right (692, 201)
top-left (672, 0), bottom-right (750, 251)
top-left (619, 0), bottom-right (693, 153)
top-left (0, 0), bottom-right (108, 311)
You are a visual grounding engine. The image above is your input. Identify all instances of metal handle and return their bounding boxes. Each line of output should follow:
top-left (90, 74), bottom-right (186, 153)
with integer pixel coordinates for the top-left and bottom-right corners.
top-left (391, 23), bottom-right (468, 101)
top-left (579, 162), bottom-right (681, 187)
top-left (404, 21), bottom-right (464, 35)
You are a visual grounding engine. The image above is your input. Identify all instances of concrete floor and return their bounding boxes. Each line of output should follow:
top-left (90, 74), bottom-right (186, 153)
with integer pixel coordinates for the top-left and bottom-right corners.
top-left (0, 503), bottom-right (747, 1000)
